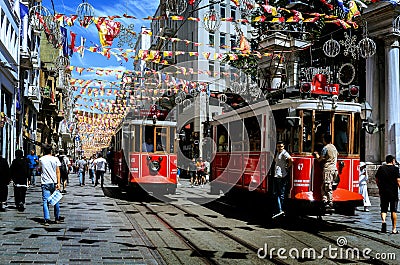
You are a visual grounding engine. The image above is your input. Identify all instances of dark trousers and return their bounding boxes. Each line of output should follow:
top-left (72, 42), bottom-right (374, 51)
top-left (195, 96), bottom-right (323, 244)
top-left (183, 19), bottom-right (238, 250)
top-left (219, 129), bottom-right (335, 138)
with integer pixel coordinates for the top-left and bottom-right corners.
top-left (13, 186), bottom-right (27, 207)
top-left (95, 171), bottom-right (105, 187)
top-left (0, 184), bottom-right (8, 202)
top-left (272, 177), bottom-right (288, 213)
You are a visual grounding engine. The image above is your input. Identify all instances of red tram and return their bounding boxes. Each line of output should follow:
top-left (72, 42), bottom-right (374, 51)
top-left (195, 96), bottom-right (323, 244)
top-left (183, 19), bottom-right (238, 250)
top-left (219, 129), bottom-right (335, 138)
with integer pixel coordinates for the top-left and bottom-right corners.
top-left (210, 98), bottom-right (364, 215)
top-left (113, 111), bottom-right (177, 195)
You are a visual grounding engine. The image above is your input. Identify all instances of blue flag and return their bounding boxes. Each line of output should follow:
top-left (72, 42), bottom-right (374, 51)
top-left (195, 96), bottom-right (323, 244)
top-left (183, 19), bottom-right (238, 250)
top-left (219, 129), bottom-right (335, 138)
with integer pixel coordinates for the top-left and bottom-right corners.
top-left (60, 26), bottom-right (68, 57)
top-left (19, 3), bottom-right (29, 38)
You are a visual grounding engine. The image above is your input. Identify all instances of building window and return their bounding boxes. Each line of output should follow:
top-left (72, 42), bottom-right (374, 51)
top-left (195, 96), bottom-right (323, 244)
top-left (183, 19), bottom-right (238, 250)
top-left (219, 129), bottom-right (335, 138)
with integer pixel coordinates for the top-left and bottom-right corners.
top-left (230, 35), bottom-right (236, 49)
top-left (220, 34), bottom-right (226, 48)
top-left (209, 33), bottom-right (214, 46)
top-left (220, 4), bottom-right (226, 18)
top-left (209, 61), bottom-right (214, 74)
top-left (231, 7), bottom-right (236, 20)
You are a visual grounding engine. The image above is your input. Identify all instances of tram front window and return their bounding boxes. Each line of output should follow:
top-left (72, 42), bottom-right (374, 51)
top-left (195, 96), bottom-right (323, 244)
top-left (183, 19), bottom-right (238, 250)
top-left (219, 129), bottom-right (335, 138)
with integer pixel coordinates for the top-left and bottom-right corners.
top-left (334, 115), bottom-right (349, 153)
top-left (156, 127), bottom-right (167, 152)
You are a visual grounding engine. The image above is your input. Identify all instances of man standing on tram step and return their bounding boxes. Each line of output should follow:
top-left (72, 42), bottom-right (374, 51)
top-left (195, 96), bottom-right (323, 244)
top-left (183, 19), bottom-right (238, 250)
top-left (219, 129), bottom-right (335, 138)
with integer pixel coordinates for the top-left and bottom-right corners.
top-left (39, 144), bottom-right (63, 225)
top-left (26, 149), bottom-right (38, 186)
top-left (375, 155), bottom-right (400, 234)
top-left (76, 156), bottom-right (87, 186)
top-left (272, 142), bottom-right (293, 218)
top-left (10, 150), bottom-right (30, 211)
top-left (94, 153), bottom-right (107, 188)
top-left (0, 155), bottom-right (10, 211)
top-left (314, 134), bottom-right (338, 211)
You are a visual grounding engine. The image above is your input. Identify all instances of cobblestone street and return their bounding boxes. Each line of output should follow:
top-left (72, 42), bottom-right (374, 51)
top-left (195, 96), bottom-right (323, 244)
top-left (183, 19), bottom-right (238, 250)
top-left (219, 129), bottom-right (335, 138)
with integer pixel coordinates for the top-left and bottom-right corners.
top-left (0, 173), bottom-right (164, 265)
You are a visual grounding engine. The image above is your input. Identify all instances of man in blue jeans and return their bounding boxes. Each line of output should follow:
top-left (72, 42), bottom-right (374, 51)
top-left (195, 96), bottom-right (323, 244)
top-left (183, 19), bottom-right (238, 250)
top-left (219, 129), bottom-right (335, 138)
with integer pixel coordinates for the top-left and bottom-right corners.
top-left (26, 149), bottom-right (38, 186)
top-left (38, 144), bottom-right (64, 225)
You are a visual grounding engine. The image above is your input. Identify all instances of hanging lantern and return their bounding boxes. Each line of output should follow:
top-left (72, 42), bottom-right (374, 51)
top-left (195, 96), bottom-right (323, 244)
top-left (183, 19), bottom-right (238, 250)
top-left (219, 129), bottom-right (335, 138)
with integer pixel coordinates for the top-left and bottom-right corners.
top-left (166, 0), bottom-right (187, 16)
top-left (393, 14), bottom-right (400, 34)
top-left (76, 1), bottom-right (95, 27)
top-left (29, 5), bottom-right (52, 31)
top-left (359, 37), bottom-right (376, 58)
top-left (203, 9), bottom-right (221, 32)
top-left (323, 38), bottom-right (340, 58)
top-left (55, 56), bottom-right (70, 70)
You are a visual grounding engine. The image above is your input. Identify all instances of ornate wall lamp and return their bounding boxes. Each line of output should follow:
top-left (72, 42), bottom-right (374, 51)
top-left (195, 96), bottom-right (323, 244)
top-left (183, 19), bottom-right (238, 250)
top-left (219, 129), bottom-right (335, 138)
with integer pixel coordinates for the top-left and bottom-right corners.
top-left (360, 101), bottom-right (376, 134)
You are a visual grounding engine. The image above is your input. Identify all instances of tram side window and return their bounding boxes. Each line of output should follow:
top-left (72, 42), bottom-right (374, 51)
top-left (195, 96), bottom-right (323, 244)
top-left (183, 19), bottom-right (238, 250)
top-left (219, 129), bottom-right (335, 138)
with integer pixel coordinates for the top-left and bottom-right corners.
top-left (134, 125), bottom-right (140, 152)
top-left (217, 124), bottom-right (227, 152)
top-left (302, 111), bottom-right (313, 153)
top-left (244, 116), bottom-right (261, 151)
top-left (334, 115), bottom-right (349, 153)
top-left (230, 120), bottom-right (243, 151)
top-left (169, 127), bottom-right (175, 153)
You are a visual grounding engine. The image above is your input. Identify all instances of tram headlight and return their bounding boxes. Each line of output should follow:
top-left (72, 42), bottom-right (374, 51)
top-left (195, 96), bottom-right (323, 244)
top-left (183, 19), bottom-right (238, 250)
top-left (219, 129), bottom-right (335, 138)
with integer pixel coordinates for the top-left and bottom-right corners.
top-left (300, 82), bottom-right (311, 99)
top-left (349, 86), bottom-right (359, 97)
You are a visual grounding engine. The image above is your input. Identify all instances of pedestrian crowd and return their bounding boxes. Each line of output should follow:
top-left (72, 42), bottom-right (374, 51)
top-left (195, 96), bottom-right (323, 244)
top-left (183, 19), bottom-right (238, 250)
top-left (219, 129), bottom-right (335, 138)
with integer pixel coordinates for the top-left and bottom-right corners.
top-left (0, 145), bottom-right (111, 226)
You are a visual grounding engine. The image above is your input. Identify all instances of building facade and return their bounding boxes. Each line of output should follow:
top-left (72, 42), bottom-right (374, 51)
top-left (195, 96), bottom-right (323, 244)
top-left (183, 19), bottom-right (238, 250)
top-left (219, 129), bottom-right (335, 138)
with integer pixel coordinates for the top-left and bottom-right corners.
top-left (0, 0), bottom-right (20, 162)
top-left (362, 2), bottom-right (400, 163)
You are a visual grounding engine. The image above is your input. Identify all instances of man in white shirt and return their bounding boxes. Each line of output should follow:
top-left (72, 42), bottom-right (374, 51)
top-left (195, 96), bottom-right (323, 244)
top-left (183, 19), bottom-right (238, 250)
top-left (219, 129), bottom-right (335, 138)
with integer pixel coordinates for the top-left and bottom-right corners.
top-left (39, 144), bottom-right (63, 226)
top-left (272, 142), bottom-right (293, 218)
top-left (94, 153), bottom-right (107, 188)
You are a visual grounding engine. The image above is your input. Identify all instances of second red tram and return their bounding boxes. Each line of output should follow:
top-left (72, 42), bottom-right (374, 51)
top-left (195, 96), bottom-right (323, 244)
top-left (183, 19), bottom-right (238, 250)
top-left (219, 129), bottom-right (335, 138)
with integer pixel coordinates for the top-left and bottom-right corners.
top-left (210, 98), bottom-right (364, 215)
top-left (113, 117), bottom-right (178, 195)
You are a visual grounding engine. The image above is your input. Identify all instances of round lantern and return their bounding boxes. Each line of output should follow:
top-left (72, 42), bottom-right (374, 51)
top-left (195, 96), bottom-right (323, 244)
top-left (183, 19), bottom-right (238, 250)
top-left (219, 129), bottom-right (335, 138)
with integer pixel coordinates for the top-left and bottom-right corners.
top-left (203, 9), bottom-right (221, 32)
top-left (29, 5), bottom-right (52, 31)
top-left (323, 38), bottom-right (340, 58)
top-left (55, 56), bottom-right (70, 70)
top-left (76, 1), bottom-right (95, 27)
top-left (166, 0), bottom-right (187, 16)
top-left (359, 37), bottom-right (376, 58)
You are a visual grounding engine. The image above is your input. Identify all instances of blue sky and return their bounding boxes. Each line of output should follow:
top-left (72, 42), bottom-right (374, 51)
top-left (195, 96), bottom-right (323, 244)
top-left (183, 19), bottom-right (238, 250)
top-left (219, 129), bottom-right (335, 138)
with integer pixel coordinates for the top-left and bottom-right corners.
top-left (40, 0), bottom-right (158, 112)
top-left (41, 0), bottom-right (158, 75)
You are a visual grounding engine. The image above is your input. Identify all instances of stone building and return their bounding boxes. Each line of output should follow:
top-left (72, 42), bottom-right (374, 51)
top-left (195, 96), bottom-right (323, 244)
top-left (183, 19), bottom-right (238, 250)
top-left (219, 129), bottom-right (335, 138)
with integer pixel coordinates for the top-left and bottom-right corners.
top-left (362, 2), bottom-right (400, 163)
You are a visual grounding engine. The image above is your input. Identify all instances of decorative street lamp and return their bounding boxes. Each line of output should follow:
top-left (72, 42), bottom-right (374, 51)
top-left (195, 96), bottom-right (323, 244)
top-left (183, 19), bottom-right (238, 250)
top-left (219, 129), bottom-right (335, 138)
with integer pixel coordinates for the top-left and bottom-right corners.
top-left (166, 0), bottom-right (188, 16)
top-left (393, 14), bottom-right (400, 34)
top-left (203, 9), bottom-right (221, 32)
top-left (29, 4), bottom-right (52, 31)
top-left (361, 101), bottom-right (376, 134)
top-left (76, 0), bottom-right (95, 27)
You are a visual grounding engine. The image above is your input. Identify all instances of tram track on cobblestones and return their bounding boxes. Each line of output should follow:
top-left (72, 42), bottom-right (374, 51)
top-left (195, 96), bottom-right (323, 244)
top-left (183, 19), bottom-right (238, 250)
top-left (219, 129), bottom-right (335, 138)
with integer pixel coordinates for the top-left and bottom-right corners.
top-left (296, 216), bottom-right (398, 264)
top-left (304, 216), bottom-right (400, 250)
top-left (141, 201), bottom-right (290, 265)
top-left (140, 202), bottom-right (219, 265)
top-left (106, 185), bottom-right (398, 264)
top-left (174, 187), bottom-right (399, 264)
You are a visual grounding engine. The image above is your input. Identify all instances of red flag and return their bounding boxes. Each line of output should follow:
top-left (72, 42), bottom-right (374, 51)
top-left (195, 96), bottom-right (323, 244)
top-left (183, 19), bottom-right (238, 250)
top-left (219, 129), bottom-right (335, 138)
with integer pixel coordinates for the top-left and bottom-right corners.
top-left (94, 17), bottom-right (121, 47)
top-left (69, 31), bottom-right (77, 55)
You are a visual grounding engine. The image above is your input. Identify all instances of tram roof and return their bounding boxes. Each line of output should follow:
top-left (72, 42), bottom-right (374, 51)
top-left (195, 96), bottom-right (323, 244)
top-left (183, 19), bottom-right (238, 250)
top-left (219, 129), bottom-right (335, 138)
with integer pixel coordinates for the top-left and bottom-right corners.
top-left (211, 98), bottom-right (361, 124)
top-left (122, 119), bottom-right (177, 127)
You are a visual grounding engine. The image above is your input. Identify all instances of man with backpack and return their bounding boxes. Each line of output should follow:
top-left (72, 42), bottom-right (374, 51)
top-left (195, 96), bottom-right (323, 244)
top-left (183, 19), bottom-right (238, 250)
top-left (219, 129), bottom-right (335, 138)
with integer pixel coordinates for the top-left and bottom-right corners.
top-left (58, 150), bottom-right (69, 193)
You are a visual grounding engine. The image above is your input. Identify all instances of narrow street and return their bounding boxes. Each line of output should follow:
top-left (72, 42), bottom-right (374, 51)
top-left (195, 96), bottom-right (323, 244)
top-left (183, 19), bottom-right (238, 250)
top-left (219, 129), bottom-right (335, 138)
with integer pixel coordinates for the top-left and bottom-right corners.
top-left (1, 173), bottom-right (398, 264)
